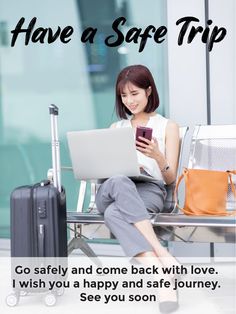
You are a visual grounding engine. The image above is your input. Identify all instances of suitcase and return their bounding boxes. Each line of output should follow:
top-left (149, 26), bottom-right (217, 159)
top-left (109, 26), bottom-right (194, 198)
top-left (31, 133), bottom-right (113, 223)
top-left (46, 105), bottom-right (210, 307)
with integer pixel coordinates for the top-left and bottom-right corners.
top-left (10, 104), bottom-right (67, 258)
top-left (7, 105), bottom-right (67, 307)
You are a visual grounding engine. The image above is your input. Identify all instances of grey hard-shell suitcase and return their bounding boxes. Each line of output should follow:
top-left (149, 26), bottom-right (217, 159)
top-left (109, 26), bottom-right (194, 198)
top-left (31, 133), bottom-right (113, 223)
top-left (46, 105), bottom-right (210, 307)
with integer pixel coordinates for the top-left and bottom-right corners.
top-left (7, 105), bottom-right (67, 307)
top-left (10, 182), bottom-right (67, 257)
top-left (10, 105), bottom-right (67, 258)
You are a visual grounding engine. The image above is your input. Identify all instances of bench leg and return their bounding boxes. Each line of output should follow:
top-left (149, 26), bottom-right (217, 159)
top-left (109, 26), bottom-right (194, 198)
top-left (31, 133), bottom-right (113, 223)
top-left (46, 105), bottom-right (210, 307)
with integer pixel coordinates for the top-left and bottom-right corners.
top-left (210, 242), bottom-right (215, 258)
top-left (68, 237), bottom-right (96, 256)
top-left (67, 237), bottom-right (102, 267)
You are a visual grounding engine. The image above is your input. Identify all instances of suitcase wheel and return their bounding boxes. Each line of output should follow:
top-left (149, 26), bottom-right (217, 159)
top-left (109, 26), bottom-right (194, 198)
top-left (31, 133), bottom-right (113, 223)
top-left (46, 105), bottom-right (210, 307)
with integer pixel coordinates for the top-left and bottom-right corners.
top-left (6, 292), bottom-right (20, 307)
top-left (44, 292), bottom-right (57, 306)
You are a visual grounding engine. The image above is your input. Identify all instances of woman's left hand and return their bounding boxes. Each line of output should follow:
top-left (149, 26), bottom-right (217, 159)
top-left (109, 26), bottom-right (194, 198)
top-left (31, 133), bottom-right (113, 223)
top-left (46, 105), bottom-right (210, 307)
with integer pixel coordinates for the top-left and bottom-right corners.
top-left (136, 137), bottom-right (160, 159)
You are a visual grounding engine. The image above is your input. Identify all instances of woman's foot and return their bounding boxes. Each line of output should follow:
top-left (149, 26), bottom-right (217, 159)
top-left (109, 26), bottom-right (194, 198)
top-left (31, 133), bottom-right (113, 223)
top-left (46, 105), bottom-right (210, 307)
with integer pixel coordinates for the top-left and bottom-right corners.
top-left (135, 251), bottom-right (180, 313)
top-left (159, 300), bottom-right (179, 314)
top-left (158, 286), bottom-right (179, 314)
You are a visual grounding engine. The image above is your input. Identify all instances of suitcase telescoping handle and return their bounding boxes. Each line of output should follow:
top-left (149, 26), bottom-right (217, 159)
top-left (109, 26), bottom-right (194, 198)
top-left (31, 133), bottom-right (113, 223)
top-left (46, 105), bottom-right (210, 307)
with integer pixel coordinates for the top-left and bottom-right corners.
top-left (49, 104), bottom-right (61, 192)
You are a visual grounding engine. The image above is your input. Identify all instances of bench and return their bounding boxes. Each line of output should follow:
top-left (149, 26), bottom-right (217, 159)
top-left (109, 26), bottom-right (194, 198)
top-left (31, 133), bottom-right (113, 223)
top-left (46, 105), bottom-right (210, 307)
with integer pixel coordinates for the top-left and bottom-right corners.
top-left (65, 125), bottom-right (236, 256)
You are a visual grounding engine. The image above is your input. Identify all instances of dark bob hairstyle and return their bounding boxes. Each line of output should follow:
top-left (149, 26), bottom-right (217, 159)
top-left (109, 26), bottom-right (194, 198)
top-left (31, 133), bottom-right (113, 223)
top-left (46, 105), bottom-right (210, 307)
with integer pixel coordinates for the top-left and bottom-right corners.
top-left (115, 64), bottom-right (159, 119)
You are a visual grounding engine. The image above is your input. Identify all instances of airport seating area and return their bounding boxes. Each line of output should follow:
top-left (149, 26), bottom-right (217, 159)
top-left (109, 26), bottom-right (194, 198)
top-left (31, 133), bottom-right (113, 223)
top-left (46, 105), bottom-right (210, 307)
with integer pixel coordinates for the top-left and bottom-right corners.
top-left (0, 124), bottom-right (235, 257)
top-left (66, 124), bottom-right (236, 257)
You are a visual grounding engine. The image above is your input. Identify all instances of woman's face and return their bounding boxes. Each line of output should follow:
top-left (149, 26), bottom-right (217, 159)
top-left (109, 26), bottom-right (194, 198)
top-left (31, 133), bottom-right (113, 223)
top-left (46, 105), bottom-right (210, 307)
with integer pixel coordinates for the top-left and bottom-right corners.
top-left (120, 82), bottom-right (151, 115)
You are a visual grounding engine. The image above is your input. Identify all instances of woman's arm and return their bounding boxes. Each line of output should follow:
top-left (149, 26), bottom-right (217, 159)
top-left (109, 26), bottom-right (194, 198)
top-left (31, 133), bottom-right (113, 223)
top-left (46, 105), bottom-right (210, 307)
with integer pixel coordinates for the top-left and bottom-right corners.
top-left (136, 120), bottom-right (180, 185)
top-left (157, 120), bottom-right (180, 184)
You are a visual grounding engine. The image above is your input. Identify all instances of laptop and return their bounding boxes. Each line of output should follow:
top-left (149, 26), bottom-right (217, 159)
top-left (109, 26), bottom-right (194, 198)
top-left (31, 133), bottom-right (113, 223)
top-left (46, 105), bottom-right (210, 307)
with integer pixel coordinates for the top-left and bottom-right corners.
top-left (67, 127), bottom-right (155, 182)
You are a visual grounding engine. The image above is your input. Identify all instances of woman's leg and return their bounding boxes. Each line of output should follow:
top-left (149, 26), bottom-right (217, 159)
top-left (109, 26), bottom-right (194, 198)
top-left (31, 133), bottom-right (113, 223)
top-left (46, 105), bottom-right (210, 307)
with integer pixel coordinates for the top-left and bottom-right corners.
top-left (96, 175), bottom-right (150, 222)
top-left (103, 203), bottom-right (178, 310)
top-left (103, 203), bottom-right (153, 257)
top-left (134, 181), bottom-right (180, 267)
top-left (95, 175), bottom-right (179, 311)
top-left (134, 219), bottom-right (180, 268)
top-left (134, 219), bottom-right (171, 257)
top-left (135, 251), bottom-right (179, 312)
top-left (95, 175), bottom-right (155, 256)
top-left (96, 175), bottom-right (179, 264)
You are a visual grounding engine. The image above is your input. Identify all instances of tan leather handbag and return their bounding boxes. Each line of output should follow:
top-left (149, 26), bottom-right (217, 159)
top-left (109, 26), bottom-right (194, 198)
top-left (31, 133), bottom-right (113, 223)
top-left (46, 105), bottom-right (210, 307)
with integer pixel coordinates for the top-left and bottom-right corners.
top-left (174, 168), bottom-right (236, 216)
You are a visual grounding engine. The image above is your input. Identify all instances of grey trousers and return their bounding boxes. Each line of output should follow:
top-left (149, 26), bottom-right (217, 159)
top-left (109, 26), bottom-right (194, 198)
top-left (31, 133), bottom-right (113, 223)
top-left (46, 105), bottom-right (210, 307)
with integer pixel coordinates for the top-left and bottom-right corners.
top-left (95, 175), bottom-right (167, 257)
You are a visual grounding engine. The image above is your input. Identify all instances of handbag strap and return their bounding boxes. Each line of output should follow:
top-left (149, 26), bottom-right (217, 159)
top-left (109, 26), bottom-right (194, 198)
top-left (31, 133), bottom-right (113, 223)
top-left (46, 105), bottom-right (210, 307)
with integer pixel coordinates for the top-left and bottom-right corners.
top-left (174, 168), bottom-right (187, 212)
top-left (228, 170), bottom-right (236, 199)
top-left (225, 171), bottom-right (236, 216)
top-left (174, 168), bottom-right (236, 216)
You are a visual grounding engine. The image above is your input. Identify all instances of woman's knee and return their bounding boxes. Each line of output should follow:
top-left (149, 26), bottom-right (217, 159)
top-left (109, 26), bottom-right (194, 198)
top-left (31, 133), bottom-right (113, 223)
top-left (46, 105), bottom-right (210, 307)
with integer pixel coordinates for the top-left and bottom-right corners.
top-left (95, 175), bottom-right (134, 211)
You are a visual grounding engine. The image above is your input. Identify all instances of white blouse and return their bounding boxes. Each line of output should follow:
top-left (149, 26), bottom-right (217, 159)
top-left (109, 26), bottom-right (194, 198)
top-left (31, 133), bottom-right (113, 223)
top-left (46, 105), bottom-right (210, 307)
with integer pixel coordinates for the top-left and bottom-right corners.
top-left (115, 114), bottom-right (168, 181)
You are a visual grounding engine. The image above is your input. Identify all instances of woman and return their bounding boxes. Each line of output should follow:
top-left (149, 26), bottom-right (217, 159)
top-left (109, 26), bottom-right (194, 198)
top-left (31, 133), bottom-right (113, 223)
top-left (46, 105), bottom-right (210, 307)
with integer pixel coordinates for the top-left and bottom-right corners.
top-left (95, 65), bottom-right (180, 313)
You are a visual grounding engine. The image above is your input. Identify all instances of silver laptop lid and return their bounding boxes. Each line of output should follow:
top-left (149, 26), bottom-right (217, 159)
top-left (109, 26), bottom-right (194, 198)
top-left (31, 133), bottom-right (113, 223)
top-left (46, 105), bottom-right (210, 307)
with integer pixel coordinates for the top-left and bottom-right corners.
top-left (67, 128), bottom-right (140, 180)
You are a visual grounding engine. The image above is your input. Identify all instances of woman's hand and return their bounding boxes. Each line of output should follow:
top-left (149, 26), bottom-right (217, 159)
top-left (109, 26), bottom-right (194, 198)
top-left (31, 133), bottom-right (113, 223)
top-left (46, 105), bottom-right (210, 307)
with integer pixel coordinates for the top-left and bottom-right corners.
top-left (136, 121), bottom-right (180, 185)
top-left (136, 136), bottom-right (160, 159)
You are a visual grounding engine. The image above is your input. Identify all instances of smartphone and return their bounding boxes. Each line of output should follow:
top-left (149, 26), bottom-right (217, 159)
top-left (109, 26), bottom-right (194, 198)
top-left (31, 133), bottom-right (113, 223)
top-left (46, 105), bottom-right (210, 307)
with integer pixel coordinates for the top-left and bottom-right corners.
top-left (136, 126), bottom-right (153, 146)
